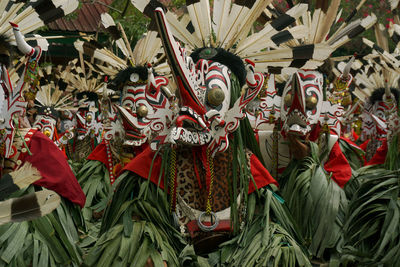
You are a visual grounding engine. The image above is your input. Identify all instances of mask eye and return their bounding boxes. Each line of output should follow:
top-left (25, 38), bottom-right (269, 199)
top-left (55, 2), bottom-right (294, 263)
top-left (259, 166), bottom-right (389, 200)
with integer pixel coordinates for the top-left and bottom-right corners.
top-left (375, 110), bottom-right (385, 119)
top-left (43, 128), bottom-right (52, 137)
top-left (207, 85), bottom-right (225, 107)
top-left (136, 105), bottom-right (148, 117)
top-left (284, 93), bottom-right (293, 107)
top-left (305, 96), bottom-right (318, 110)
top-left (86, 114), bottom-right (93, 123)
top-left (130, 73), bottom-right (139, 82)
top-left (123, 103), bottom-right (132, 112)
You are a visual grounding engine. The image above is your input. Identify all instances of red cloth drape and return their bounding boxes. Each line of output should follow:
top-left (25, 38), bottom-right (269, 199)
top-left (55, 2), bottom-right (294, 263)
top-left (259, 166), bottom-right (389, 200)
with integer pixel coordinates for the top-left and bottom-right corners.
top-left (123, 146), bottom-right (276, 193)
top-left (20, 129), bottom-right (86, 208)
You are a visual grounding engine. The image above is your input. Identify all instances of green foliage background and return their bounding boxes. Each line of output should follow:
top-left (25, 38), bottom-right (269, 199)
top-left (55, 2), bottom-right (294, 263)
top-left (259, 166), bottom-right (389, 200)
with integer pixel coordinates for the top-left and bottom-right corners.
top-left (107, 0), bottom-right (185, 46)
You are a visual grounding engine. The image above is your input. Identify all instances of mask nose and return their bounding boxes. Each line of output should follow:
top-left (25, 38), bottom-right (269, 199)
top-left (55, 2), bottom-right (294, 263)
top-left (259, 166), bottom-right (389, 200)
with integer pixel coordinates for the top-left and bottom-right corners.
top-left (287, 74), bottom-right (305, 115)
top-left (177, 59), bottom-right (207, 115)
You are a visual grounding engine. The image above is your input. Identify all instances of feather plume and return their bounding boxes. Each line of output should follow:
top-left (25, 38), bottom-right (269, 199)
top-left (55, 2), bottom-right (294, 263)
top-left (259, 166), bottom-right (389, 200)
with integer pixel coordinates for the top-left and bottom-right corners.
top-left (186, 0), bottom-right (212, 45)
top-left (217, 0), bottom-right (251, 48)
top-left (130, 0), bottom-right (160, 16)
top-left (0, 190), bottom-right (60, 225)
top-left (60, 58), bottom-right (106, 96)
top-left (131, 0), bottom-right (202, 49)
top-left (235, 4), bottom-right (308, 55)
top-left (165, 12), bottom-right (203, 49)
top-left (335, 9), bottom-right (343, 24)
top-left (328, 14), bottom-right (377, 49)
top-left (101, 13), bottom-right (130, 59)
top-left (239, 25), bottom-right (308, 56)
top-left (254, 60), bottom-right (323, 73)
top-left (388, 23), bottom-right (400, 50)
top-left (390, 0), bottom-right (400, 10)
top-left (212, 0), bottom-right (231, 46)
top-left (133, 31), bottom-right (162, 66)
top-left (259, 4), bottom-right (279, 23)
top-left (35, 84), bottom-right (73, 110)
top-left (0, 1), bottom-right (8, 18)
top-left (215, 0), bottom-right (270, 49)
top-left (132, 0), bottom-right (375, 73)
top-left (247, 43), bottom-right (333, 62)
top-left (309, 8), bottom-right (323, 43)
top-left (1, 0), bottom-right (79, 38)
top-left (0, 163), bottom-right (41, 200)
top-left (74, 40), bottom-right (127, 69)
top-left (0, 3), bottom-right (24, 35)
top-left (351, 56), bottom-right (400, 104)
top-left (95, 65), bottom-right (119, 76)
top-left (353, 88), bottom-right (370, 102)
top-left (362, 38), bottom-right (400, 69)
top-left (76, 15), bottom-right (169, 79)
top-left (226, 0), bottom-right (273, 48)
top-left (328, 0), bottom-right (367, 41)
top-left (374, 23), bottom-right (389, 52)
top-left (117, 22), bottom-right (136, 65)
top-left (314, 0), bottom-right (340, 43)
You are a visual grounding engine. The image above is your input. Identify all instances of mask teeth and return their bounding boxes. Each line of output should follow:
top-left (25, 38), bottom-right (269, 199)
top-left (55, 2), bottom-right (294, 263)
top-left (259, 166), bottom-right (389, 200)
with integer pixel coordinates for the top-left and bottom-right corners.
top-left (284, 109), bottom-right (310, 134)
top-left (180, 106), bottom-right (207, 130)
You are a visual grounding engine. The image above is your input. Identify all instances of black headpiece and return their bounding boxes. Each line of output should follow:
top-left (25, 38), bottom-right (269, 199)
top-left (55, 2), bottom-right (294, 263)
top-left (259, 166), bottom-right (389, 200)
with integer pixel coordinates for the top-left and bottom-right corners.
top-left (190, 47), bottom-right (247, 87)
top-left (76, 91), bottom-right (99, 101)
top-left (37, 106), bottom-right (60, 119)
top-left (109, 66), bottom-right (149, 91)
top-left (370, 87), bottom-right (400, 104)
top-left (0, 35), bottom-right (12, 67)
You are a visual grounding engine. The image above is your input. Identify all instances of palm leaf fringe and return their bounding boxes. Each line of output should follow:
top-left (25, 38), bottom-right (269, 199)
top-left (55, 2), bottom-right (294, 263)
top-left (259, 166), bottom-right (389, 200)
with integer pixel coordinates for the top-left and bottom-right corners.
top-left (0, 186), bottom-right (82, 267)
top-left (211, 188), bottom-right (311, 267)
top-left (339, 166), bottom-right (400, 266)
top-left (89, 172), bottom-right (189, 267)
top-left (76, 160), bottom-right (112, 223)
top-left (279, 142), bottom-right (348, 259)
top-left (385, 134), bottom-right (400, 171)
top-left (91, 167), bottom-right (311, 266)
top-left (338, 138), bottom-right (365, 171)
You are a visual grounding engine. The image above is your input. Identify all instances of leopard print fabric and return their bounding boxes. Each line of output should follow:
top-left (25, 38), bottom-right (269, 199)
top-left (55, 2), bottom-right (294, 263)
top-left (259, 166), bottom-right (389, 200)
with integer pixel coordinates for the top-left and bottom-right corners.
top-left (365, 138), bottom-right (383, 162)
top-left (176, 145), bottom-right (234, 212)
top-left (66, 135), bottom-right (93, 162)
top-left (174, 145), bottom-right (254, 249)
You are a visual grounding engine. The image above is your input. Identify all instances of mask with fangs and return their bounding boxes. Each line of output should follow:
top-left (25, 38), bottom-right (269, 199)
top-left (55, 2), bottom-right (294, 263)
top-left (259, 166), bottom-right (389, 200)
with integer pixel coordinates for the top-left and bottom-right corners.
top-left (148, 8), bottom-right (264, 155)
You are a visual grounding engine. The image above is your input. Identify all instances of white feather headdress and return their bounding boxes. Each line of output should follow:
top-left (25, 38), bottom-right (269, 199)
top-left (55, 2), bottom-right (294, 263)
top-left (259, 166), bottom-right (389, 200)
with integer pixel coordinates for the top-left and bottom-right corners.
top-left (74, 13), bottom-right (169, 77)
top-left (62, 59), bottom-right (108, 97)
top-left (246, 0), bottom-right (376, 73)
top-left (390, 0), bottom-right (400, 10)
top-left (131, 0), bottom-right (376, 74)
top-left (35, 85), bottom-right (72, 111)
top-left (0, 0), bottom-right (78, 45)
top-left (351, 60), bottom-right (399, 102)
